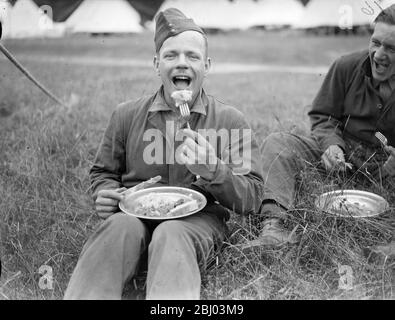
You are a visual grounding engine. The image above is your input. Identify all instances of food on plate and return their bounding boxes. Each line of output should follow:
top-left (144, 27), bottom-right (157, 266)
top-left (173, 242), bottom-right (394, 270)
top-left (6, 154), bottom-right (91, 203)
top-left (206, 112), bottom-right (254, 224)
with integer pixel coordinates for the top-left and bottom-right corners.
top-left (329, 197), bottom-right (373, 216)
top-left (130, 192), bottom-right (197, 217)
top-left (167, 198), bottom-right (199, 216)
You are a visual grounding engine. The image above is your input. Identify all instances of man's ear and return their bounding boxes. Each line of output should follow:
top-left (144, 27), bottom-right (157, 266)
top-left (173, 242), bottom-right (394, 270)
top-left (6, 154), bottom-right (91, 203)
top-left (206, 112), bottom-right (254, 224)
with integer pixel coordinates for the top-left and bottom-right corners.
top-left (153, 55), bottom-right (160, 76)
top-left (204, 57), bottom-right (211, 77)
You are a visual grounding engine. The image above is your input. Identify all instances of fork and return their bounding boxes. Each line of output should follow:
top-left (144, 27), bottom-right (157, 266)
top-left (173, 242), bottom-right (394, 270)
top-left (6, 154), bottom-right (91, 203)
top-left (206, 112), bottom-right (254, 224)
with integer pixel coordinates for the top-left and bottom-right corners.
top-left (375, 131), bottom-right (388, 147)
top-left (120, 175), bottom-right (161, 197)
top-left (179, 102), bottom-right (191, 129)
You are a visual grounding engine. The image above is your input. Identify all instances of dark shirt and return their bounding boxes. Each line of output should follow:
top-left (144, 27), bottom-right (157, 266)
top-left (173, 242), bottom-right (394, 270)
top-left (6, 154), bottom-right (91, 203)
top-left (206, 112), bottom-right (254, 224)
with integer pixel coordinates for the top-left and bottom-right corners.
top-left (90, 87), bottom-right (265, 220)
top-left (308, 49), bottom-right (395, 152)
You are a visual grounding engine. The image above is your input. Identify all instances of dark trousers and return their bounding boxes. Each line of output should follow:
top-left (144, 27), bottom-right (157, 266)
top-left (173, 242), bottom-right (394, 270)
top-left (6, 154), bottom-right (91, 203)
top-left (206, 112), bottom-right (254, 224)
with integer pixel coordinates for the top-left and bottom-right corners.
top-left (260, 132), bottom-right (322, 210)
top-left (64, 211), bottom-right (227, 300)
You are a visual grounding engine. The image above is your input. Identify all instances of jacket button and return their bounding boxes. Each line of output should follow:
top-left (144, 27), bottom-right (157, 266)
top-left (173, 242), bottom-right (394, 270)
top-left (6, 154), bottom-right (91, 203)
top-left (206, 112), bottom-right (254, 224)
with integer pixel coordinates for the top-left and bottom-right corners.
top-left (378, 104), bottom-right (383, 109)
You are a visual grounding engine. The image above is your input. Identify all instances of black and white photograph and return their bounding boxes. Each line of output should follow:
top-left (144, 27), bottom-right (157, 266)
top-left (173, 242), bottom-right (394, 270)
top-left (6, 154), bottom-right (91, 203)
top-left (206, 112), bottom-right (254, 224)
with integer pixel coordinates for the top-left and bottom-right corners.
top-left (0, 0), bottom-right (394, 304)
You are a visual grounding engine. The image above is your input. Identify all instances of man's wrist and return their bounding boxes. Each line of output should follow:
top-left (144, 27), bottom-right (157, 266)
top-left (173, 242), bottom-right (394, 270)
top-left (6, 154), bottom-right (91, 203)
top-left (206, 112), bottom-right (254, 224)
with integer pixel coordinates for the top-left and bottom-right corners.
top-left (383, 156), bottom-right (395, 176)
top-left (201, 158), bottom-right (219, 181)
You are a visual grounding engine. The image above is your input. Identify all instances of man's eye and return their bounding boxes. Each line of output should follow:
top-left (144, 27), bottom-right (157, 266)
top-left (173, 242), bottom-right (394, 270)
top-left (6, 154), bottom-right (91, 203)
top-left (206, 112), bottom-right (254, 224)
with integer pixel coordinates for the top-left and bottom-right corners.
top-left (371, 40), bottom-right (380, 46)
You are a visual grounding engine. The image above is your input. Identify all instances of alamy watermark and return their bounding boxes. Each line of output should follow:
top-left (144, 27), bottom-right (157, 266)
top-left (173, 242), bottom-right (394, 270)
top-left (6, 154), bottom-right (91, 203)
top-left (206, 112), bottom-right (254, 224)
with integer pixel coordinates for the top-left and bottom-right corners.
top-left (142, 121), bottom-right (252, 175)
top-left (38, 5), bottom-right (54, 31)
top-left (38, 265), bottom-right (53, 290)
top-left (35, 263), bottom-right (355, 291)
top-left (338, 264), bottom-right (354, 290)
top-left (361, 0), bottom-right (385, 16)
top-left (337, 0), bottom-right (386, 30)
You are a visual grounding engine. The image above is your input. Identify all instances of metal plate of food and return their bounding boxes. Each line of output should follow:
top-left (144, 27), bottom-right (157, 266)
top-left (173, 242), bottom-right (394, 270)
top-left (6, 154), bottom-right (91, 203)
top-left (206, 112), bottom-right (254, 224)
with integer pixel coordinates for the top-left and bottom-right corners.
top-left (119, 187), bottom-right (207, 220)
top-left (315, 189), bottom-right (389, 218)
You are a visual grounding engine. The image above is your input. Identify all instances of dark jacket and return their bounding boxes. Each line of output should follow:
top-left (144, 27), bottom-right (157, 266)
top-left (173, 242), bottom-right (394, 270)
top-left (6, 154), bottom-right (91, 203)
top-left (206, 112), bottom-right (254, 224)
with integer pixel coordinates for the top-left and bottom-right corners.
top-left (308, 49), bottom-right (395, 152)
top-left (90, 87), bottom-right (265, 220)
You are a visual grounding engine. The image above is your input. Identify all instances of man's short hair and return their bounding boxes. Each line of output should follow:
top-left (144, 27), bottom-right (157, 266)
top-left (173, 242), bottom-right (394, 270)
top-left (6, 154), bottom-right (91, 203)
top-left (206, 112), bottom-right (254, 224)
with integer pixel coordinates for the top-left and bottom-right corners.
top-left (374, 4), bottom-right (395, 25)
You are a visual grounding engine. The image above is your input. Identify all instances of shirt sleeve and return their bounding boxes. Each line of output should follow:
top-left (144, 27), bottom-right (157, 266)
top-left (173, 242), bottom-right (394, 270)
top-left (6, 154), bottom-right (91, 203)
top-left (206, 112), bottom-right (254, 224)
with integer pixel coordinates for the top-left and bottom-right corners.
top-left (192, 111), bottom-right (265, 215)
top-left (308, 57), bottom-right (348, 152)
top-left (89, 106), bottom-right (126, 201)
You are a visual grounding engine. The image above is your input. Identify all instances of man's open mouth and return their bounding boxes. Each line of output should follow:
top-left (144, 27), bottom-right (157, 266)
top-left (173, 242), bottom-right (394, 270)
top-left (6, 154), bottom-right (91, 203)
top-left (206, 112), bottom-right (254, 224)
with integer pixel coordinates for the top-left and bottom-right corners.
top-left (172, 75), bottom-right (191, 89)
top-left (374, 60), bottom-right (390, 74)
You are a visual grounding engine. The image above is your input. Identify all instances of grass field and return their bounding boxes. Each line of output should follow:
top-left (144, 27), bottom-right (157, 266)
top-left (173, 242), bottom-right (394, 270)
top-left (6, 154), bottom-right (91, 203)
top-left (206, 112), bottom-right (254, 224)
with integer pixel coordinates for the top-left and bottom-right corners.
top-left (0, 30), bottom-right (394, 300)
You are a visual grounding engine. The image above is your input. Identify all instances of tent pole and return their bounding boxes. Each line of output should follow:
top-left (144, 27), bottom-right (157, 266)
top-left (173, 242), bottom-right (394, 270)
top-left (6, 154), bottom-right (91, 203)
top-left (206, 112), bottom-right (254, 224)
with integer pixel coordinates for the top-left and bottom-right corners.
top-left (0, 41), bottom-right (68, 107)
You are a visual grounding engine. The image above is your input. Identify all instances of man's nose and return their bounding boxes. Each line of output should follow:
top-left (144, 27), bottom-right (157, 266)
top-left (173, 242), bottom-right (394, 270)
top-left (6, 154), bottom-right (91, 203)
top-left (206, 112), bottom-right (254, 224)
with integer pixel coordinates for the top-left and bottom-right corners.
top-left (175, 54), bottom-right (188, 68)
top-left (375, 45), bottom-right (386, 60)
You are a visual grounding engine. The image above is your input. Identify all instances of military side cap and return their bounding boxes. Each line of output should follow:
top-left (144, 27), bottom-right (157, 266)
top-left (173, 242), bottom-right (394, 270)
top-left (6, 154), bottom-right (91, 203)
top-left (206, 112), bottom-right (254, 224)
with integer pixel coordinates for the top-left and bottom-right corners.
top-left (154, 8), bottom-right (206, 52)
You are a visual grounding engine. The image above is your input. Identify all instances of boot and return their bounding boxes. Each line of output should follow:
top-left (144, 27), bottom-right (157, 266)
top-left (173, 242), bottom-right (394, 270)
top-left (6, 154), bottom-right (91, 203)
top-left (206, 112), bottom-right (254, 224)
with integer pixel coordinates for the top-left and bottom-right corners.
top-left (259, 218), bottom-right (299, 246)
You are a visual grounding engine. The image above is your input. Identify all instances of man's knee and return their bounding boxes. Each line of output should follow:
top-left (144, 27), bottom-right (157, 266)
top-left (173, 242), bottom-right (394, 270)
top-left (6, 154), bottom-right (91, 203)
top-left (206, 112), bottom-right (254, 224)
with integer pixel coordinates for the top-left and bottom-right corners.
top-left (102, 213), bottom-right (146, 239)
top-left (261, 132), bottom-right (298, 164)
top-left (151, 220), bottom-right (188, 245)
top-left (263, 132), bottom-right (299, 150)
top-left (150, 220), bottom-right (201, 256)
top-left (262, 132), bottom-right (319, 162)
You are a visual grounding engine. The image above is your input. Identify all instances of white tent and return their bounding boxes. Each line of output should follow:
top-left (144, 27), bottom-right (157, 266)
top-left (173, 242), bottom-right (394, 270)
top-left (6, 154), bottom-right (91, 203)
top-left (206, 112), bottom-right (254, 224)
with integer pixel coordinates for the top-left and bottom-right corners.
top-left (226, 0), bottom-right (263, 30)
top-left (37, 3), bottom-right (67, 38)
top-left (248, 0), bottom-right (305, 28)
top-left (5, 0), bottom-right (55, 38)
top-left (156, 0), bottom-right (305, 31)
top-left (0, 0), bottom-right (12, 38)
top-left (0, 0), bottom-right (9, 22)
top-left (295, 0), bottom-right (395, 29)
top-left (157, 0), bottom-right (250, 31)
top-left (66, 0), bottom-right (143, 34)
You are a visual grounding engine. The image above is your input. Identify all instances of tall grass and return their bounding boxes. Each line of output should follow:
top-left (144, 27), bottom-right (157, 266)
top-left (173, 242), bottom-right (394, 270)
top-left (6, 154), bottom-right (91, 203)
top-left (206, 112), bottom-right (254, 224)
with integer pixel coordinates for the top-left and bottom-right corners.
top-left (0, 31), bottom-right (393, 300)
top-left (201, 163), bottom-right (394, 300)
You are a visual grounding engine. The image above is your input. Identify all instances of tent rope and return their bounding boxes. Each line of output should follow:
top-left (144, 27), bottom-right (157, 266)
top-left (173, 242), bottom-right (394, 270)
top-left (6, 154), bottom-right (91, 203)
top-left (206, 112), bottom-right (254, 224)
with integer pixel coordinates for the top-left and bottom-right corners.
top-left (0, 41), bottom-right (68, 107)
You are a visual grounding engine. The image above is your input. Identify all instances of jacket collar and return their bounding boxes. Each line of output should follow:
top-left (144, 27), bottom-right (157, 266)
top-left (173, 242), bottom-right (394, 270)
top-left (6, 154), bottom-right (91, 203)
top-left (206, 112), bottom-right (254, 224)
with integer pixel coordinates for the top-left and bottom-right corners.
top-left (360, 50), bottom-right (373, 78)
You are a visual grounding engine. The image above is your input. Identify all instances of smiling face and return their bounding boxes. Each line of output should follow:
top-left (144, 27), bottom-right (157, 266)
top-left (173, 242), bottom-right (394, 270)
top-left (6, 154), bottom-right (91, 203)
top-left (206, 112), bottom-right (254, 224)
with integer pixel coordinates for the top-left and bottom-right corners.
top-left (154, 31), bottom-right (211, 108)
top-left (369, 22), bottom-right (395, 82)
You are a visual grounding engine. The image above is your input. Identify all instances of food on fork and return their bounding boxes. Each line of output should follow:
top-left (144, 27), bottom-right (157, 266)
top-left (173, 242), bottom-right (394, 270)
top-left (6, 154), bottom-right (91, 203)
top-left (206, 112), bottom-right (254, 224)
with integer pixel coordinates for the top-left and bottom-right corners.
top-left (345, 162), bottom-right (353, 170)
top-left (171, 90), bottom-right (192, 107)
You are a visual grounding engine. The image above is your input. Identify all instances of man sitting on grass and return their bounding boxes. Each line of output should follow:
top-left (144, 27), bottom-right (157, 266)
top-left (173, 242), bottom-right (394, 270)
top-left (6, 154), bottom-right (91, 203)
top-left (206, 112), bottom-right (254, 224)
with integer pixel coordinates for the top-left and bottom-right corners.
top-left (64, 8), bottom-right (264, 300)
top-left (259, 5), bottom-right (395, 246)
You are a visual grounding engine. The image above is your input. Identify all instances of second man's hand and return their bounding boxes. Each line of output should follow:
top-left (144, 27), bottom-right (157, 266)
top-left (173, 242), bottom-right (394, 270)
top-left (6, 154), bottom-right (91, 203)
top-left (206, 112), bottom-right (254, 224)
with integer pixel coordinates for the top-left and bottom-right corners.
top-left (176, 128), bottom-right (219, 181)
top-left (321, 144), bottom-right (348, 172)
top-left (383, 145), bottom-right (395, 177)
